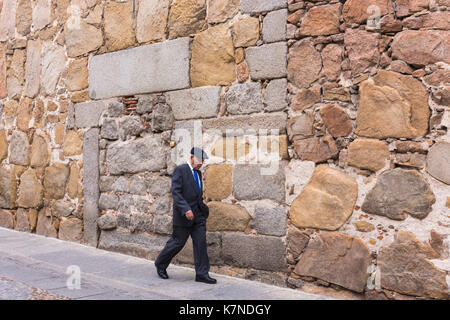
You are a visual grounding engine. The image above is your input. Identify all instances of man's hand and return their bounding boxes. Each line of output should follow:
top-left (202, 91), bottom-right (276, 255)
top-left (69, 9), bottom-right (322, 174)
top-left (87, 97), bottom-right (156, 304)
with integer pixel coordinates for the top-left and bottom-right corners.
top-left (185, 210), bottom-right (194, 221)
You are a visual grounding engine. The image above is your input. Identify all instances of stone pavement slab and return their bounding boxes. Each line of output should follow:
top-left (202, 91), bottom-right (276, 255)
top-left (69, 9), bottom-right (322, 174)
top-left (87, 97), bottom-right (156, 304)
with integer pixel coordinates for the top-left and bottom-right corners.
top-left (0, 227), bottom-right (334, 300)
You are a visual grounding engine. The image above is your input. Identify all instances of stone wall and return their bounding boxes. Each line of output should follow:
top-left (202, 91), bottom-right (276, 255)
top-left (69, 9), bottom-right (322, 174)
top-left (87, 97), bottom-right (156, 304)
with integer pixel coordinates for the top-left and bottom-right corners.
top-left (0, 0), bottom-right (449, 300)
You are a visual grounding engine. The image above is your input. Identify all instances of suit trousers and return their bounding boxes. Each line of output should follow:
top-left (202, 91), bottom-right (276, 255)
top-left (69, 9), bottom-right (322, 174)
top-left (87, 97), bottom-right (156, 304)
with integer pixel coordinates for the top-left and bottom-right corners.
top-left (155, 218), bottom-right (210, 277)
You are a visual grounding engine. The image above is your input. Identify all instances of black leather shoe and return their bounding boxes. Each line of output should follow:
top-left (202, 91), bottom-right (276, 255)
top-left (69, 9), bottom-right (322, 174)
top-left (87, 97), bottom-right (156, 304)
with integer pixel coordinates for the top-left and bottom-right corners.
top-left (195, 275), bottom-right (217, 284)
top-left (156, 266), bottom-right (169, 279)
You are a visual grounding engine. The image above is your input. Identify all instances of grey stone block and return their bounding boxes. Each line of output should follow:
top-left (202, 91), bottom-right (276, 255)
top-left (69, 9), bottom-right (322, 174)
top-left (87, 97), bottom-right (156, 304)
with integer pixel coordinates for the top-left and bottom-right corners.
top-left (118, 116), bottom-right (145, 139)
top-left (152, 103), bottom-right (174, 132)
top-left (135, 197), bottom-right (150, 213)
top-left (106, 135), bottom-right (167, 175)
top-left (118, 194), bottom-right (134, 214)
top-left (99, 193), bottom-right (119, 211)
top-left (106, 100), bottom-right (125, 117)
top-left (101, 118), bottom-right (119, 140)
top-left (222, 233), bottom-right (286, 271)
top-left (75, 101), bottom-right (107, 128)
top-left (89, 38), bottom-right (191, 99)
top-left (112, 176), bottom-right (128, 193)
top-left (264, 78), bottom-right (288, 111)
top-left (98, 228), bottom-right (170, 260)
top-left (136, 95), bottom-right (154, 114)
top-left (166, 86), bottom-right (221, 120)
top-left (226, 83), bottom-right (264, 115)
top-left (263, 9), bottom-right (287, 43)
top-left (153, 215), bottom-right (173, 235)
top-left (233, 161), bottom-right (287, 203)
top-left (83, 128), bottom-right (100, 246)
top-left (129, 175), bottom-right (147, 196)
top-left (150, 194), bottom-right (172, 215)
top-left (117, 213), bottom-right (130, 228)
top-left (129, 213), bottom-right (154, 233)
top-left (241, 0), bottom-right (287, 14)
top-left (252, 205), bottom-right (287, 236)
top-left (245, 42), bottom-right (287, 80)
top-left (147, 175), bottom-right (172, 196)
top-left (97, 214), bottom-right (117, 230)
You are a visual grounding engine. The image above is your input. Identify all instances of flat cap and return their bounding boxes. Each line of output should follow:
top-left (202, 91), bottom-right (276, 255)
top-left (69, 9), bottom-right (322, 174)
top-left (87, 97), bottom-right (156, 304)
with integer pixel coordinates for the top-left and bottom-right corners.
top-left (190, 147), bottom-right (209, 160)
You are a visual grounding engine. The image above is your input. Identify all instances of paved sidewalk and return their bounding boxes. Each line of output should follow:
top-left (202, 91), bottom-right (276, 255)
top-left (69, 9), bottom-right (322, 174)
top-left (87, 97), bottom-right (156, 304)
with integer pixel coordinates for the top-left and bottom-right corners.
top-left (0, 227), bottom-right (333, 300)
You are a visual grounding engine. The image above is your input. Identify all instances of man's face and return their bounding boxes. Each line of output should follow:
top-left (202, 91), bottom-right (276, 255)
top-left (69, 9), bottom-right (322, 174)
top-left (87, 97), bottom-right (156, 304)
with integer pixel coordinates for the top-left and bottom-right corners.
top-left (190, 155), bottom-right (204, 170)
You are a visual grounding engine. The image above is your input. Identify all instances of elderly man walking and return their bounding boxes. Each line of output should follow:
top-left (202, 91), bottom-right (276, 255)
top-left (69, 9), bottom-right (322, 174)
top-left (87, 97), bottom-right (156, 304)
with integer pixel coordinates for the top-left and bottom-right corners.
top-left (154, 147), bottom-right (216, 284)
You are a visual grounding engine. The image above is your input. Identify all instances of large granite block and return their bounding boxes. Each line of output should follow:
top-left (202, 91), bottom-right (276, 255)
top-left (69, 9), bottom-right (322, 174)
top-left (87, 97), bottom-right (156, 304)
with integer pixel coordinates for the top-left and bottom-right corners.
top-left (89, 38), bottom-right (190, 99)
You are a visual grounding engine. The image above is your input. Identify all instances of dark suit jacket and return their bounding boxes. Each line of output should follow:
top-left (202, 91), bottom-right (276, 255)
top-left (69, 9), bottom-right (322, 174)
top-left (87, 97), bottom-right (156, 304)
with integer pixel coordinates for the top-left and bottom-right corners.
top-left (171, 163), bottom-right (209, 227)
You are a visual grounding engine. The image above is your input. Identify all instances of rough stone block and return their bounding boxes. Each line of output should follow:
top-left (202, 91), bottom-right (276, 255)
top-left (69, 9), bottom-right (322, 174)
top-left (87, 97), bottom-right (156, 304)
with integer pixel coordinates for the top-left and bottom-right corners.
top-left (43, 163), bottom-right (69, 200)
top-left (206, 201), bottom-right (251, 232)
top-left (264, 78), bottom-right (287, 112)
top-left (252, 205), bottom-right (287, 236)
top-left (0, 167), bottom-right (17, 209)
top-left (89, 38), bottom-right (190, 99)
top-left (426, 141), bottom-right (450, 185)
top-left (392, 30), bottom-right (450, 66)
top-left (378, 231), bottom-right (448, 299)
top-left (222, 233), bottom-right (286, 272)
top-left (166, 86), bottom-right (221, 120)
top-left (190, 23), bottom-right (235, 87)
top-left (0, 209), bottom-right (14, 229)
top-left (348, 138), bottom-right (389, 172)
top-left (286, 226), bottom-right (310, 258)
top-left (99, 193), bottom-right (119, 211)
top-left (9, 130), bottom-right (30, 166)
top-left (153, 215), bottom-right (172, 235)
top-left (290, 165), bottom-right (358, 231)
top-left (263, 9), bottom-right (287, 43)
top-left (204, 163), bottom-right (233, 200)
top-left (150, 194), bottom-right (172, 215)
top-left (245, 42), bottom-right (287, 80)
top-left (295, 232), bottom-right (371, 293)
top-left (98, 214), bottom-right (118, 231)
top-left (58, 217), bottom-right (83, 243)
top-left (356, 71), bottom-right (429, 139)
top-left (100, 118), bottom-right (119, 140)
top-left (362, 168), bottom-right (436, 220)
top-left (130, 213), bottom-right (154, 233)
top-left (233, 161), bottom-right (287, 203)
top-left (226, 82), bottom-right (263, 115)
top-left (106, 135), bottom-right (167, 175)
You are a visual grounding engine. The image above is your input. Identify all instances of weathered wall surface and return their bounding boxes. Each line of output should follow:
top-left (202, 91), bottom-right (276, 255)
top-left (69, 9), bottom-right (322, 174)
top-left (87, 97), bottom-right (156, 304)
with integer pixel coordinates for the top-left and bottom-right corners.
top-left (0, 0), bottom-right (449, 300)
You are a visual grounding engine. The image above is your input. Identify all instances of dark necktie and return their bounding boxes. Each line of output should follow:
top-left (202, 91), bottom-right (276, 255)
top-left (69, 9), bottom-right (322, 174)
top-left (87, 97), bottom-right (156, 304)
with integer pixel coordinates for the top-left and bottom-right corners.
top-left (193, 169), bottom-right (201, 194)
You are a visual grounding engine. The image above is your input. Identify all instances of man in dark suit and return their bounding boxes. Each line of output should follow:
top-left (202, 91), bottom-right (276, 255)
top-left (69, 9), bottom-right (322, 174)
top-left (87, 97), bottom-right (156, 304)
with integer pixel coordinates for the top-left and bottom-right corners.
top-left (154, 147), bottom-right (217, 284)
